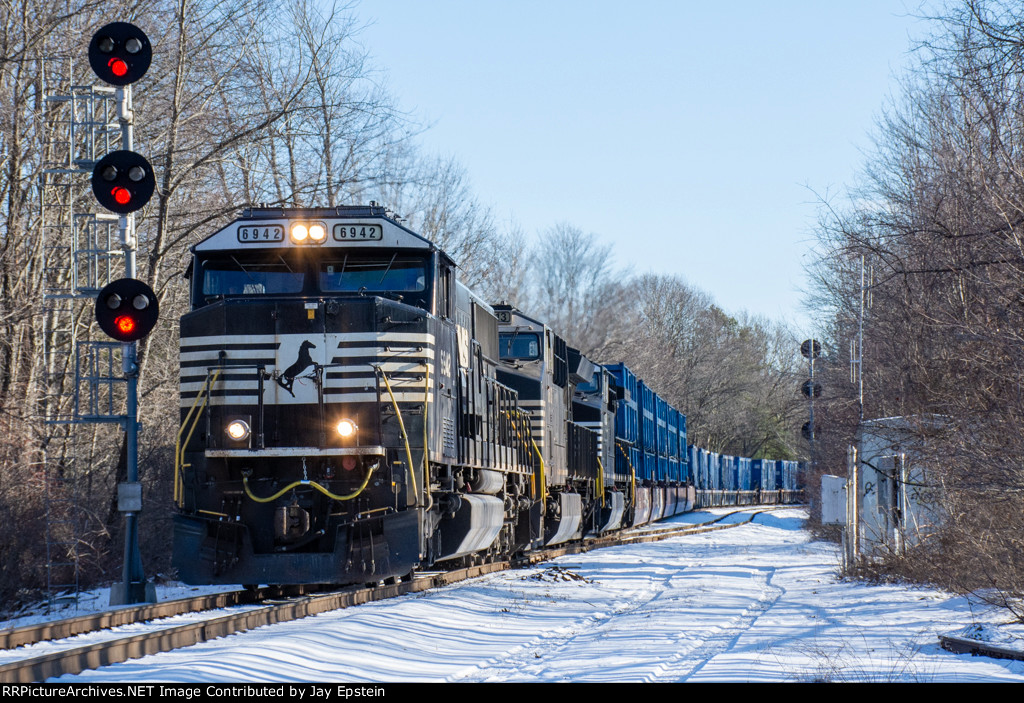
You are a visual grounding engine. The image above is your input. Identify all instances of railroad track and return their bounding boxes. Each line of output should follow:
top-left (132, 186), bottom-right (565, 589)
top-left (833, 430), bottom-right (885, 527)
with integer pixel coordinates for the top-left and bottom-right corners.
top-left (0, 506), bottom-right (785, 683)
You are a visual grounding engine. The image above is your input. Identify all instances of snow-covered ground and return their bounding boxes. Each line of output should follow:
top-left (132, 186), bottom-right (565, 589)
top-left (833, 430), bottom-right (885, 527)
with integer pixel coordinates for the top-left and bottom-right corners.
top-left (41, 508), bottom-right (1024, 682)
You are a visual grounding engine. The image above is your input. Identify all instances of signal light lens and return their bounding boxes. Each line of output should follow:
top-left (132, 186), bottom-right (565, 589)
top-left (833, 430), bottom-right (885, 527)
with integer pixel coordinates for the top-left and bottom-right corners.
top-left (112, 187), bottom-right (131, 206)
top-left (125, 37), bottom-right (142, 54)
top-left (115, 315), bottom-right (137, 335)
top-left (91, 151), bottom-right (154, 214)
top-left (108, 58), bottom-right (128, 77)
top-left (98, 36), bottom-right (115, 54)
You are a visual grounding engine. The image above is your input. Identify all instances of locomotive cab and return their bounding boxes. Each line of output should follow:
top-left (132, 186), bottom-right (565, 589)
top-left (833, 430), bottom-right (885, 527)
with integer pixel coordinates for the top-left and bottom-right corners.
top-left (192, 248), bottom-right (434, 313)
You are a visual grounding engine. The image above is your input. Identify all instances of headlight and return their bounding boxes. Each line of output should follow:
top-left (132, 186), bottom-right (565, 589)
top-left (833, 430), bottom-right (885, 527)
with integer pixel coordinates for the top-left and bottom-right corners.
top-left (289, 222), bottom-right (326, 244)
top-left (336, 419), bottom-right (357, 438)
top-left (226, 419), bottom-right (250, 441)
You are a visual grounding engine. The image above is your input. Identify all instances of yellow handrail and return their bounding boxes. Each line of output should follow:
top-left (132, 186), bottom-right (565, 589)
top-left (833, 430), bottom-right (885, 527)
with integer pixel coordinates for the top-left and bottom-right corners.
top-left (378, 366), bottom-right (419, 506)
top-left (242, 465), bottom-right (375, 503)
top-left (503, 409), bottom-right (545, 503)
top-left (175, 368), bottom-right (222, 507)
top-left (421, 365), bottom-right (432, 510)
top-left (596, 457), bottom-right (605, 507)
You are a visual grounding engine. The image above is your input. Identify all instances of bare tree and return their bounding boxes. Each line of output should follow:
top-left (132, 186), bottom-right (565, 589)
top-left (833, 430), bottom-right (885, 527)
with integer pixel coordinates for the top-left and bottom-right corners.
top-left (526, 222), bottom-right (626, 355)
top-left (807, 0), bottom-right (1024, 617)
top-left (0, 0), bottom-right (443, 601)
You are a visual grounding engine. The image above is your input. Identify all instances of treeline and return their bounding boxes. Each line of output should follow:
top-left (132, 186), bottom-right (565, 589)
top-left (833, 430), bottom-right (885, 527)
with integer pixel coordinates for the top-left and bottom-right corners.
top-left (509, 223), bottom-right (805, 459)
top-left (807, 0), bottom-right (1024, 619)
top-left (0, 0), bottom-right (804, 607)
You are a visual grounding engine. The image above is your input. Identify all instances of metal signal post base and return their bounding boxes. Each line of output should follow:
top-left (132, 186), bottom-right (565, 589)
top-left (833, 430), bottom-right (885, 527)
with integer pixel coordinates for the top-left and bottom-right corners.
top-left (109, 339), bottom-right (154, 606)
top-left (106, 81), bottom-right (154, 606)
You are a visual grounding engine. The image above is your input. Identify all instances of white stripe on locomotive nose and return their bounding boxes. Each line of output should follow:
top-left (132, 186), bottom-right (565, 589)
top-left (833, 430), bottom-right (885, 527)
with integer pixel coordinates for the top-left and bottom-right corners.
top-left (180, 331), bottom-right (436, 348)
top-left (182, 363), bottom-right (434, 390)
top-left (180, 348), bottom-right (431, 363)
top-left (180, 379), bottom-right (438, 394)
top-left (324, 377), bottom-right (425, 388)
top-left (328, 347), bottom-right (431, 358)
top-left (179, 359), bottom-right (433, 375)
top-left (181, 380), bottom-right (265, 392)
top-left (179, 351), bottom-right (276, 363)
top-left (331, 332), bottom-right (436, 344)
top-left (180, 392), bottom-right (436, 406)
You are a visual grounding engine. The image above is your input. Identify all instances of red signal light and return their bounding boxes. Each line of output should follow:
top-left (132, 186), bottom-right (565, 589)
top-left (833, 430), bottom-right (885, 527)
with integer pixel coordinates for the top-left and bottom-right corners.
top-left (108, 57), bottom-right (129, 77)
top-left (96, 279), bottom-right (158, 343)
top-left (115, 315), bottom-right (137, 335)
top-left (112, 187), bottom-right (131, 205)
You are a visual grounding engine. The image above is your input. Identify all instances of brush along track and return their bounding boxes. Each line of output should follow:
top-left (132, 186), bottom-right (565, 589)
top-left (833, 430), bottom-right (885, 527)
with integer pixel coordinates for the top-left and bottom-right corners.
top-left (0, 506), bottom-right (784, 682)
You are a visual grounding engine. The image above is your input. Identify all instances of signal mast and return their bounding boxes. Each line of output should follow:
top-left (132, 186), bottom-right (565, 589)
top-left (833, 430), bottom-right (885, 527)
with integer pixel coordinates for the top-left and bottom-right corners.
top-left (88, 21), bottom-right (158, 605)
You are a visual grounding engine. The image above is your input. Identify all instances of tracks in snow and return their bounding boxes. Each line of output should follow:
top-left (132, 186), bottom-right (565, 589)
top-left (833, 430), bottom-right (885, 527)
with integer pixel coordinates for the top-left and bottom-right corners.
top-left (667, 566), bottom-right (782, 682)
top-left (450, 559), bottom-right (784, 682)
top-left (448, 565), bottom-right (700, 682)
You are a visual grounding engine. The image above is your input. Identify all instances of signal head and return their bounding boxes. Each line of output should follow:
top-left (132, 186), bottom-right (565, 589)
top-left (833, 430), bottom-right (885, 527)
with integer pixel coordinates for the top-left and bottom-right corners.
top-left (91, 150), bottom-right (155, 214)
top-left (95, 278), bottom-right (159, 342)
top-left (89, 22), bottom-right (152, 86)
top-left (800, 338), bottom-right (822, 360)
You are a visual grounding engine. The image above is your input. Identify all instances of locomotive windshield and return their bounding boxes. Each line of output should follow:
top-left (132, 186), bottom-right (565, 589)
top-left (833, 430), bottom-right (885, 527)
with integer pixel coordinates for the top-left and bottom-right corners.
top-left (499, 332), bottom-right (541, 360)
top-left (319, 254), bottom-right (426, 293)
top-left (201, 252), bottom-right (306, 300)
top-left (196, 250), bottom-right (430, 306)
top-left (576, 369), bottom-right (601, 393)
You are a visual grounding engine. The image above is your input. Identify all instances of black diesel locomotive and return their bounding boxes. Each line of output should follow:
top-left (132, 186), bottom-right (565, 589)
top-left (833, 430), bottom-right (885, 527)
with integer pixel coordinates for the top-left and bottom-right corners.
top-left (173, 206), bottom-right (800, 586)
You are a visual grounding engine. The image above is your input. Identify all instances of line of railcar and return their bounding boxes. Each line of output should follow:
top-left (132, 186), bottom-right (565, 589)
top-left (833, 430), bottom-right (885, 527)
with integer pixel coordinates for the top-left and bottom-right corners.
top-left (172, 206), bottom-right (803, 587)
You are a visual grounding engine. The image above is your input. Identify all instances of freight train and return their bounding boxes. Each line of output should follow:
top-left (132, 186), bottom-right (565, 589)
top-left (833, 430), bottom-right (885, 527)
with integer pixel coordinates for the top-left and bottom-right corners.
top-left (172, 205), bottom-right (802, 585)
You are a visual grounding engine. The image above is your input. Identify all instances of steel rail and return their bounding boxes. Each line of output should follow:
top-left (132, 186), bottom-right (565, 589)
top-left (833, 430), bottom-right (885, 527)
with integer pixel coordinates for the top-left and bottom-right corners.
top-left (0, 589), bottom-right (256, 651)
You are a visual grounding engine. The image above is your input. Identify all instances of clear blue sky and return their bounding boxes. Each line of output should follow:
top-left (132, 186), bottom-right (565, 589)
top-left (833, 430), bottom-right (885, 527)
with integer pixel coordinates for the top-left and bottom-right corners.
top-left (357, 1), bottom-right (929, 334)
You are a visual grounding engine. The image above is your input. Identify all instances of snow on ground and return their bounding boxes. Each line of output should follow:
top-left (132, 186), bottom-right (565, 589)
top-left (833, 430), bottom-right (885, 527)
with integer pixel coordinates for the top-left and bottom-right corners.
top-left (46, 508), bottom-right (1024, 682)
